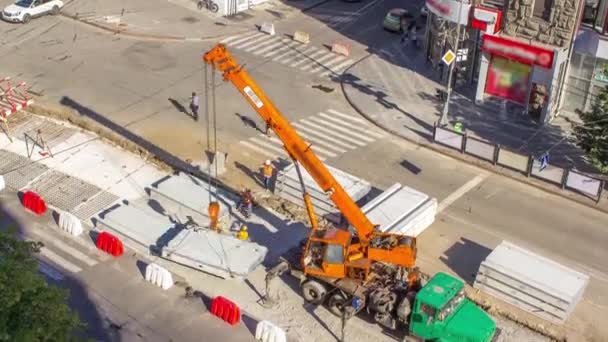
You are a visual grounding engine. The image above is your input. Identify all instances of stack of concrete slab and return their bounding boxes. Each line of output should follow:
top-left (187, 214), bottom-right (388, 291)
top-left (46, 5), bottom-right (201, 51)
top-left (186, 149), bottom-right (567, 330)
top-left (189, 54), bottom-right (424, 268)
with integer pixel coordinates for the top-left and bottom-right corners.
top-left (474, 241), bottom-right (590, 324)
top-left (147, 173), bottom-right (237, 228)
top-left (95, 203), bottom-right (173, 254)
top-left (360, 183), bottom-right (436, 237)
top-left (275, 163), bottom-right (371, 223)
top-left (160, 229), bottom-right (268, 279)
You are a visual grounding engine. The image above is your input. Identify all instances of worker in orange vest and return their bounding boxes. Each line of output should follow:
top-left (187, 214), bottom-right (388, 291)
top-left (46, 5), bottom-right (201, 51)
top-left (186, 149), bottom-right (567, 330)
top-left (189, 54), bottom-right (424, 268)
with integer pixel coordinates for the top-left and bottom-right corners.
top-left (262, 160), bottom-right (274, 191)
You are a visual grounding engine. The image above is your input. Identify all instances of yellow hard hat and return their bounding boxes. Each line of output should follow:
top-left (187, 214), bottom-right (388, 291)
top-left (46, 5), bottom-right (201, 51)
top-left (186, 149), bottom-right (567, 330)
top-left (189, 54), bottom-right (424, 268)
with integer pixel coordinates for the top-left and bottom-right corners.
top-left (241, 225), bottom-right (248, 231)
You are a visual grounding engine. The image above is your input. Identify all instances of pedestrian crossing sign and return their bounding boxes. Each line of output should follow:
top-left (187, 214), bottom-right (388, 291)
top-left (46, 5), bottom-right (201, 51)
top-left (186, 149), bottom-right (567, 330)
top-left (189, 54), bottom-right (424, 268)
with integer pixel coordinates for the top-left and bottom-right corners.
top-left (442, 50), bottom-right (456, 66)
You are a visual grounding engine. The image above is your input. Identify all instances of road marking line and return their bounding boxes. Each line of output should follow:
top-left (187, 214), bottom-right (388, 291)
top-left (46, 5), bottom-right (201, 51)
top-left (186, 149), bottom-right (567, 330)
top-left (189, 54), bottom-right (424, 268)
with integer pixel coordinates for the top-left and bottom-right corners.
top-left (239, 141), bottom-right (278, 158)
top-left (295, 130), bottom-right (348, 153)
top-left (327, 109), bottom-right (370, 125)
top-left (309, 116), bottom-right (375, 142)
top-left (438, 174), bottom-right (489, 213)
top-left (266, 134), bottom-right (337, 158)
top-left (244, 35), bottom-right (280, 53)
top-left (32, 228), bottom-right (98, 267)
top-left (292, 122), bottom-right (355, 150)
top-left (301, 51), bottom-right (336, 71)
top-left (39, 247), bottom-right (83, 274)
top-left (320, 59), bottom-right (354, 77)
top-left (272, 45), bottom-right (301, 61)
top-left (318, 112), bottom-right (384, 139)
top-left (223, 32), bottom-right (260, 46)
top-left (282, 46), bottom-right (316, 64)
top-left (299, 119), bottom-right (366, 146)
top-left (251, 37), bottom-right (285, 54)
top-left (38, 261), bottom-right (65, 281)
top-left (263, 41), bottom-right (296, 58)
top-left (311, 54), bottom-right (345, 73)
top-left (234, 34), bottom-right (273, 50)
top-left (290, 47), bottom-right (324, 68)
top-left (219, 31), bottom-right (257, 44)
top-left (249, 137), bottom-right (287, 155)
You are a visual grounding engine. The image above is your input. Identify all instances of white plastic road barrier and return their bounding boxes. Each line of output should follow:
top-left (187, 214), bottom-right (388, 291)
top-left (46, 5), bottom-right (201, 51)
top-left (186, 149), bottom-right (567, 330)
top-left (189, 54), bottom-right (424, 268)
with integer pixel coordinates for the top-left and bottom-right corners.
top-left (331, 42), bottom-right (349, 56)
top-left (255, 320), bottom-right (286, 342)
top-left (145, 263), bottom-right (174, 290)
top-left (293, 30), bottom-right (310, 44)
top-left (260, 22), bottom-right (276, 36)
top-left (0, 175), bottom-right (5, 192)
top-left (58, 211), bottom-right (83, 237)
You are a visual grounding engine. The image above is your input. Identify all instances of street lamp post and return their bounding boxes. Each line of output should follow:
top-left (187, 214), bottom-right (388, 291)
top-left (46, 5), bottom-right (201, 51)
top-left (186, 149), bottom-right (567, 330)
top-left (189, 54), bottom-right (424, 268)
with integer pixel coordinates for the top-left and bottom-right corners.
top-left (438, 0), bottom-right (465, 127)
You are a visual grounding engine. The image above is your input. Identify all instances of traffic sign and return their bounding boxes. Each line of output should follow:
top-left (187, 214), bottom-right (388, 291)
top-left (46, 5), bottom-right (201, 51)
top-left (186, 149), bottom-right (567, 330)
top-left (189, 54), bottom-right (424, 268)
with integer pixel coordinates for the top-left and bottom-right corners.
top-left (442, 50), bottom-right (456, 66)
top-left (539, 153), bottom-right (549, 171)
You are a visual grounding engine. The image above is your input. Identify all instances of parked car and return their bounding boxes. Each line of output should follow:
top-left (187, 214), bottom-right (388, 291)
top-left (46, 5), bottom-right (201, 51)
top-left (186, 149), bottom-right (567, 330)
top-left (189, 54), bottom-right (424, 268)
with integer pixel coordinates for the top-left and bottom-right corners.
top-left (2, 0), bottom-right (63, 24)
top-left (382, 8), bottom-right (413, 33)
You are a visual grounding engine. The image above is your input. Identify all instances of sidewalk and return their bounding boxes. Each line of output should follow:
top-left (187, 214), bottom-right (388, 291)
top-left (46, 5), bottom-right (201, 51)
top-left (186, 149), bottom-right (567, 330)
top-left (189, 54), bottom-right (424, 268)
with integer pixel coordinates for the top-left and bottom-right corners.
top-left (61, 0), bottom-right (323, 41)
top-left (340, 42), bottom-right (596, 174)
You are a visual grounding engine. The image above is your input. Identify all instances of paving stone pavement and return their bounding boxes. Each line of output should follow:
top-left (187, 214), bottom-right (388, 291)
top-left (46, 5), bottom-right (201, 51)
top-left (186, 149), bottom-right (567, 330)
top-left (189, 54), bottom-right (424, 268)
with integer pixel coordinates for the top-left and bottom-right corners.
top-left (341, 41), bottom-right (598, 174)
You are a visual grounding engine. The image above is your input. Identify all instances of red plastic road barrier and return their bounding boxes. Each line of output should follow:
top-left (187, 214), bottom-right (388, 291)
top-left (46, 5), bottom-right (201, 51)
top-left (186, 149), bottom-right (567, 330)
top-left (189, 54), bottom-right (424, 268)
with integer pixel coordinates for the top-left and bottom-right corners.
top-left (21, 191), bottom-right (46, 215)
top-left (96, 231), bottom-right (124, 257)
top-left (211, 296), bottom-right (241, 325)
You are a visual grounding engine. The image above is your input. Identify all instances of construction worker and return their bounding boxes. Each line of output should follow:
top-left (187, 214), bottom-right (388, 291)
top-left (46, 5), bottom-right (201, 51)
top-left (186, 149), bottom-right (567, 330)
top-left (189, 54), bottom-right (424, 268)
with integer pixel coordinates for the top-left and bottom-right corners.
top-left (262, 160), bottom-right (274, 191)
top-left (236, 225), bottom-right (249, 241)
top-left (238, 188), bottom-right (253, 218)
top-left (190, 92), bottom-right (199, 121)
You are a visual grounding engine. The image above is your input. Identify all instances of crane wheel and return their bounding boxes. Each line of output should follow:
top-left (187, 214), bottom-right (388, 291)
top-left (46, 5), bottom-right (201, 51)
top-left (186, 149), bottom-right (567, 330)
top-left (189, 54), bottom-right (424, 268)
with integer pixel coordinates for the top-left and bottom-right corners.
top-left (328, 292), bottom-right (348, 317)
top-left (302, 280), bottom-right (327, 305)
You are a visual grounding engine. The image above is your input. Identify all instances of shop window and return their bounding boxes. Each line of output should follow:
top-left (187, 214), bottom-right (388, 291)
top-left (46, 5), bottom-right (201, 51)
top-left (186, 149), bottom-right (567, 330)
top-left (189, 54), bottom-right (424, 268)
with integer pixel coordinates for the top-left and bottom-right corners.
top-left (582, 0), bottom-right (608, 32)
top-left (564, 77), bottom-right (591, 112)
top-left (533, 0), bottom-right (552, 19)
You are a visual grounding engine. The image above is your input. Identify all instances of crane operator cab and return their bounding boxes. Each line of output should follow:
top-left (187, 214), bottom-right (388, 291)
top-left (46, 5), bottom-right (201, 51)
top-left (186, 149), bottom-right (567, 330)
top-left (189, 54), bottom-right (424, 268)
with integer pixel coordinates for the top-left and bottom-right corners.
top-left (302, 228), bottom-right (417, 282)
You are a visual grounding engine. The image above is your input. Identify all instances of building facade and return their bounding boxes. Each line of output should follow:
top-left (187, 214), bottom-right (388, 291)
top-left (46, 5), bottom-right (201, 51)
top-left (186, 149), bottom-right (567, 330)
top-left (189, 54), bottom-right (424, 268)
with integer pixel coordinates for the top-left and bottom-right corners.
top-left (424, 0), bottom-right (584, 124)
top-left (562, 0), bottom-right (608, 113)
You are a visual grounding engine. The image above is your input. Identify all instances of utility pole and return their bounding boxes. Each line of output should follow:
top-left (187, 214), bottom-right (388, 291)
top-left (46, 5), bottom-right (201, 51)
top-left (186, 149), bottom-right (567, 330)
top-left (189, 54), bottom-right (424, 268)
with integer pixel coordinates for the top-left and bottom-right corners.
top-left (438, 0), bottom-right (465, 126)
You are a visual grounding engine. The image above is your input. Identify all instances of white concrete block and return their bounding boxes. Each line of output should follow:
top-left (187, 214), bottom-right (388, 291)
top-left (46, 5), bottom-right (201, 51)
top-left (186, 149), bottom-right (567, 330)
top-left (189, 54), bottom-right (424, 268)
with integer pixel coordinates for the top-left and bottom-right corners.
top-left (0, 175), bottom-right (5, 192)
top-left (145, 263), bottom-right (174, 290)
top-left (58, 211), bottom-right (83, 237)
top-left (255, 320), bottom-right (286, 342)
top-left (293, 30), bottom-right (310, 44)
top-left (331, 42), bottom-right (349, 57)
top-left (260, 22), bottom-right (275, 36)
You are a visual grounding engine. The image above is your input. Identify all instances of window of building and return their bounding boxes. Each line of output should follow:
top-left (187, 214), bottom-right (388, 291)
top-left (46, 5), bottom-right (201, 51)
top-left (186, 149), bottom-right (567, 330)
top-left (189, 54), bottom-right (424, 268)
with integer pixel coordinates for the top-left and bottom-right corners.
top-left (533, 0), bottom-right (552, 18)
top-left (582, 0), bottom-right (608, 33)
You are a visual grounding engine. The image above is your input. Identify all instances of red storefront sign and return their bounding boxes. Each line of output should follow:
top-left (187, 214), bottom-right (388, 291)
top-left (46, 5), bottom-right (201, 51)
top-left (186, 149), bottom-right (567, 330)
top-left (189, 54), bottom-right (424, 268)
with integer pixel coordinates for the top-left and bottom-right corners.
top-left (485, 56), bottom-right (531, 104)
top-left (470, 7), bottom-right (501, 34)
top-left (481, 35), bottom-right (554, 68)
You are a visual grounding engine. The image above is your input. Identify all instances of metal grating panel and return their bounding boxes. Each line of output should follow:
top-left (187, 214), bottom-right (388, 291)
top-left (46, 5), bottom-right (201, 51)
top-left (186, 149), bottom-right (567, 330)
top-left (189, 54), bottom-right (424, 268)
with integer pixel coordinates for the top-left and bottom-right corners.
top-left (0, 150), bottom-right (49, 190)
top-left (10, 114), bottom-right (77, 147)
top-left (26, 170), bottom-right (102, 212)
top-left (72, 191), bottom-right (120, 222)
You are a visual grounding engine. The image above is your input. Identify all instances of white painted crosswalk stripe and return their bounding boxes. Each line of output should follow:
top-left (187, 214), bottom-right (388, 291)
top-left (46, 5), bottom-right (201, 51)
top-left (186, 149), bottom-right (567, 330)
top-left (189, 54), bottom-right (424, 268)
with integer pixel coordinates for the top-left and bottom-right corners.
top-left (268, 134), bottom-right (338, 158)
top-left (294, 129), bottom-right (348, 153)
top-left (39, 247), bottom-right (83, 274)
top-left (223, 32), bottom-right (260, 46)
top-left (263, 41), bottom-right (296, 58)
top-left (219, 31), bottom-right (258, 44)
top-left (272, 46), bottom-right (300, 61)
top-left (300, 119), bottom-right (367, 147)
top-left (283, 46), bottom-right (316, 64)
top-left (250, 137), bottom-right (287, 156)
top-left (301, 52), bottom-right (337, 71)
top-left (239, 140), bottom-right (278, 158)
top-left (290, 47), bottom-right (325, 68)
top-left (32, 228), bottom-right (98, 267)
top-left (327, 109), bottom-right (369, 124)
top-left (234, 34), bottom-right (272, 50)
top-left (258, 38), bottom-right (290, 55)
top-left (308, 116), bottom-right (375, 143)
top-left (320, 59), bottom-right (353, 77)
top-left (292, 122), bottom-right (355, 150)
top-left (310, 54), bottom-right (345, 73)
top-left (318, 112), bottom-right (385, 139)
top-left (244, 36), bottom-right (279, 53)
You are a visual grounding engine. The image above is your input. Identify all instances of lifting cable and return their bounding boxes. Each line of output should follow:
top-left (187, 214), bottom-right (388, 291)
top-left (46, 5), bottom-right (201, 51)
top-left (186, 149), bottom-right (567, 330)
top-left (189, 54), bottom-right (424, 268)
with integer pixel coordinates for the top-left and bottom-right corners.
top-left (204, 63), bottom-right (220, 231)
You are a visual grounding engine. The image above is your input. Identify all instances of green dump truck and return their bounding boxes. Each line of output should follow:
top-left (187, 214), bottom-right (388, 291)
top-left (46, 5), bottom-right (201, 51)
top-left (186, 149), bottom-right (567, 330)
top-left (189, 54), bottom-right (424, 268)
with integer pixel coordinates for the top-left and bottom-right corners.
top-left (269, 253), bottom-right (496, 342)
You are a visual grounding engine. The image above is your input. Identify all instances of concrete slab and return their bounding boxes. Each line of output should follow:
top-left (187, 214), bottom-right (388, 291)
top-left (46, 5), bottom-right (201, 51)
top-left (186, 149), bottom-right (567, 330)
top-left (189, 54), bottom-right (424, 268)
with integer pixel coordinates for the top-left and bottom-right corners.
top-left (360, 183), bottom-right (437, 237)
top-left (148, 172), bottom-right (237, 227)
top-left (160, 228), bottom-right (268, 279)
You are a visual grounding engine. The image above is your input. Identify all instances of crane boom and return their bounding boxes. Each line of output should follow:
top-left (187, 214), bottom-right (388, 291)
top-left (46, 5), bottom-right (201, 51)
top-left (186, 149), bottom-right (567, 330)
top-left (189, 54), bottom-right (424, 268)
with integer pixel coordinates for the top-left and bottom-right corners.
top-left (203, 44), bottom-right (376, 242)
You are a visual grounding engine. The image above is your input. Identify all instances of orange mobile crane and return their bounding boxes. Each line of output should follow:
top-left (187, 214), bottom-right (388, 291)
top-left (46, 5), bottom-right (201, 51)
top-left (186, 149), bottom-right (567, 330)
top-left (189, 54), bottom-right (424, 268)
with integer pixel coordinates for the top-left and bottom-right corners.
top-left (203, 44), bottom-right (420, 328)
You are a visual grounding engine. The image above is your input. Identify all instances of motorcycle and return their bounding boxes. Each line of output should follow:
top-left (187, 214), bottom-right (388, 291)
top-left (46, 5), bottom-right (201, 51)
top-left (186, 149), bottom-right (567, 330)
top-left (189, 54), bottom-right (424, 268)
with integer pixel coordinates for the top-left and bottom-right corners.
top-left (197, 0), bottom-right (219, 13)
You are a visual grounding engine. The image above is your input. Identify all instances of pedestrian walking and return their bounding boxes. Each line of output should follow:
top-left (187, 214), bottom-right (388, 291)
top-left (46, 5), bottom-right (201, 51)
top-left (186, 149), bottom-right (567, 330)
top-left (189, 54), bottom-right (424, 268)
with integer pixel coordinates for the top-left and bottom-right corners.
top-left (410, 25), bottom-right (418, 48)
top-left (261, 160), bottom-right (274, 191)
top-left (265, 122), bottom-right (271, 137)
top-left (190, 92), bottom-right (199, 121)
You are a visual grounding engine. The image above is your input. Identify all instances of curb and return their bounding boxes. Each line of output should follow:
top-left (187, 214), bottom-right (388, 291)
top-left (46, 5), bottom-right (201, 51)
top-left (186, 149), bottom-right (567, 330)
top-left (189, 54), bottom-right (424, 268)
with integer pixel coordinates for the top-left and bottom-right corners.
top-left (340, 55), bottom-right (608, 216)
top-left (60, 12), bottom-right (252, 42)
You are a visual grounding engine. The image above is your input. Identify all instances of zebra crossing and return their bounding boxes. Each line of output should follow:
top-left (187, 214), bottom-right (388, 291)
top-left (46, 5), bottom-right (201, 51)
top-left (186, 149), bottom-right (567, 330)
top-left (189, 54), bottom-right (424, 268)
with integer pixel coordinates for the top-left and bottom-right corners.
top-left (219, 31), bottom-right (354, 78)
top-left (30, 223), bottom-right (109, 281)
top-left (238, 109), bottom-right (387, 161)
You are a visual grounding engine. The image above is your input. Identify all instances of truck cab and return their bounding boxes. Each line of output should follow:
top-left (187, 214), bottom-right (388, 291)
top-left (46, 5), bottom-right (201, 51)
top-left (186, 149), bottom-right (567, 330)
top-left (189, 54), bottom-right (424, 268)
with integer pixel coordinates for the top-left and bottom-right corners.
top-left (409, 272), bottom-right (496, 342)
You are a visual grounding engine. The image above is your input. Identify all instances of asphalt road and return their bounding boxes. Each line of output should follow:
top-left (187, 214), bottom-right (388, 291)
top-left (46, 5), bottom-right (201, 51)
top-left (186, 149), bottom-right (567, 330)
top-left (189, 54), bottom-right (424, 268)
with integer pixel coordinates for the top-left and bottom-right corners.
top-left (0, 0), bottom-right (606, 338)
